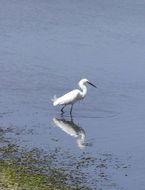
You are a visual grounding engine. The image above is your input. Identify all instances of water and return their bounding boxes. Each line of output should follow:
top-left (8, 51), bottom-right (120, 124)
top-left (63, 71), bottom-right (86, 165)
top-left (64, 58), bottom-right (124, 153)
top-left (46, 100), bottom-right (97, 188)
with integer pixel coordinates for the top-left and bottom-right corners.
top-left (0, 0), bottom-right (145, 189)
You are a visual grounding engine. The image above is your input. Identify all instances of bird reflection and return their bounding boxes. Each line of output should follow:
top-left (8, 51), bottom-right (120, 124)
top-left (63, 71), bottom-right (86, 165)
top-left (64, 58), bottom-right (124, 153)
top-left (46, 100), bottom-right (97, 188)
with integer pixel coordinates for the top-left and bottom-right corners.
top-left (53, 116), bottom-right (86, 149)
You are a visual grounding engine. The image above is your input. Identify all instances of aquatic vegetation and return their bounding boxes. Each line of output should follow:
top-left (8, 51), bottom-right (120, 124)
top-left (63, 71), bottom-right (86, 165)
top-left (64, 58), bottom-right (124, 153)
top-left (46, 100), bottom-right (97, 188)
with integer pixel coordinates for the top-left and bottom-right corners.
top-left (0, 127), bottom-right (129, 190)
top-left (0, 144), bottom-right (91, 190)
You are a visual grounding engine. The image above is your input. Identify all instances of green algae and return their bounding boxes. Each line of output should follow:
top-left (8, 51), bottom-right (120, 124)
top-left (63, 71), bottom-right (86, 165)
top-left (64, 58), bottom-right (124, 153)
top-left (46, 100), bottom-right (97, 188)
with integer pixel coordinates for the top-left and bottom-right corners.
top-left (0, 127), bottom-right (128, 190)
top-left (0, 144), bottom-right (90, 190)
top-left (0, 161), bottom-right (69, 190)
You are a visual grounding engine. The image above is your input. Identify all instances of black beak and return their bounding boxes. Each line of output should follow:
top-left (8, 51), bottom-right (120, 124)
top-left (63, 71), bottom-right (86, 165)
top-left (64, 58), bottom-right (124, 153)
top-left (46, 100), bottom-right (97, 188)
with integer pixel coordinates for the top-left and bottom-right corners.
top-left (88, 81), bottom-right (97, 88)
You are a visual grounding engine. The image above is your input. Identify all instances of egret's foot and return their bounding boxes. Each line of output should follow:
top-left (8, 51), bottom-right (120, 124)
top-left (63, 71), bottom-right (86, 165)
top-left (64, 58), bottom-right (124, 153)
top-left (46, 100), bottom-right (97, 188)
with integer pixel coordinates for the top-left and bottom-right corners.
top-left (61, 109), bottom-right (64, 113)
top-left (61, 105), bottom-right (66, 113)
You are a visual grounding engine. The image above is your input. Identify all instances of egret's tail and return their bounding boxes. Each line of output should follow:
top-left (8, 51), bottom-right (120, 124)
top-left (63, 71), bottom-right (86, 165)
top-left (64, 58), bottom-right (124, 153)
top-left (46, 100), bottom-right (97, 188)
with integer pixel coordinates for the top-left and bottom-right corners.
top-left (51, 95), bottom-right (58, 106)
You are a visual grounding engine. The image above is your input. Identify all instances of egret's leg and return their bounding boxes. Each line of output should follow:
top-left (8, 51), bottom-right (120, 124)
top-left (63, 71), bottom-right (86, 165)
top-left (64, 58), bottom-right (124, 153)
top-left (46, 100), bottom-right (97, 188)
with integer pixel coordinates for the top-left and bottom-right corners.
top-left (70, 113), bottom-right (73, 122)
top-left (70, 104), bottom-right (73, 115)
top-left (61, 105), bottom-right (66, 113)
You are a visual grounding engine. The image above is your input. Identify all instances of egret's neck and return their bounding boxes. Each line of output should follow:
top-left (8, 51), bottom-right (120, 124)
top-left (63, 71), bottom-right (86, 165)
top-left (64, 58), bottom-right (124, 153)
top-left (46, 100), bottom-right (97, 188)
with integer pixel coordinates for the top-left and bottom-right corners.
top-left (79, 83), bottom-right (87, 98)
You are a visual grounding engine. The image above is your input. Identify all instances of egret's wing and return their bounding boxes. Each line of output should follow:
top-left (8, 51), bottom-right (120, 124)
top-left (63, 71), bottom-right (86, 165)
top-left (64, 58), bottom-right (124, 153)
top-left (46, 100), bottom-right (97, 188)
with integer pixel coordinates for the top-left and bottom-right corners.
top-left (53, 89), bottom-right (80, 106)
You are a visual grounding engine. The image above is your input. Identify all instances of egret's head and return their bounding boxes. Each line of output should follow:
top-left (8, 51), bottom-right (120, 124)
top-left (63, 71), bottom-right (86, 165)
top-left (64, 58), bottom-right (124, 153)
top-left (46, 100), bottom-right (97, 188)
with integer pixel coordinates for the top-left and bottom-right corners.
top-left (79, 79), bottom-right (97, 88)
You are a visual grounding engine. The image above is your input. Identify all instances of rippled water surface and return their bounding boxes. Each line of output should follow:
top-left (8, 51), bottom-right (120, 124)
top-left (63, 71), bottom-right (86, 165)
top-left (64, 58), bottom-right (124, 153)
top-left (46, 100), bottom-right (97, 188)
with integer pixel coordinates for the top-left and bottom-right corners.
top-left (0, 0), bottom-right (145, 189)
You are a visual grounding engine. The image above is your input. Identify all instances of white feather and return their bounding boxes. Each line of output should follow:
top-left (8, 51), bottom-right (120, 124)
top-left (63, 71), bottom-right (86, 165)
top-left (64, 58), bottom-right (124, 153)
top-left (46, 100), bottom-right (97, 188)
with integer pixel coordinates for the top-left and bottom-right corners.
top-left (53, 89), bottom-right (81, 106)
top-left (52, 78), bottom-right (96, 113)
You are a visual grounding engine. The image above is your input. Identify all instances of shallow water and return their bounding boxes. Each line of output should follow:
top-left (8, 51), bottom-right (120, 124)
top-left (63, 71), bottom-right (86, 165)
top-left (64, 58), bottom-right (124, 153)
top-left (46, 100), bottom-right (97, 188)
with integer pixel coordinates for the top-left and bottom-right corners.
top-left (0, 0), bottom-right (145, 189)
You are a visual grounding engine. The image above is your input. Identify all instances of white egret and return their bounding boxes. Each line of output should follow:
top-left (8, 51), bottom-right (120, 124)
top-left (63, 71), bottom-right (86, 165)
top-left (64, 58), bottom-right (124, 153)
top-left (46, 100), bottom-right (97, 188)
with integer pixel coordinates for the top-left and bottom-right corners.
top-left (52, 78), bottom-right (97, 114)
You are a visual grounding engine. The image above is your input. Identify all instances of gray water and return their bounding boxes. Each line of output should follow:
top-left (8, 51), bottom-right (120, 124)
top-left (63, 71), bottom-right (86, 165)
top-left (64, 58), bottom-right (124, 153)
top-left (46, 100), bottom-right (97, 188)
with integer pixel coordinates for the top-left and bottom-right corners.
top-left (0, 0), bottom-right (145, 189)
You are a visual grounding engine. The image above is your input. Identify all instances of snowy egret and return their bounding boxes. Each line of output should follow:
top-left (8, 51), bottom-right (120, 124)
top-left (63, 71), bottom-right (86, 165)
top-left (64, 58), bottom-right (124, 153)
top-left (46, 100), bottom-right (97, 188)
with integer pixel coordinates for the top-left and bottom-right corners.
top-left (52, 78), bottom-right (97, 114)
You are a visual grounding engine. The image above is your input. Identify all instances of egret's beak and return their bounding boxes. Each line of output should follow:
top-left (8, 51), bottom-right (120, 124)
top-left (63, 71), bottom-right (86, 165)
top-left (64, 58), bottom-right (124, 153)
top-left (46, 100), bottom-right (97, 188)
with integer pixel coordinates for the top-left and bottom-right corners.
top-left (88, 81), bottom-right (97, 88)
